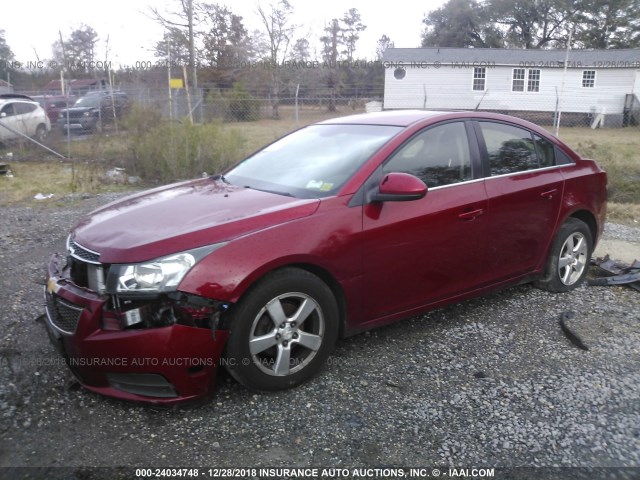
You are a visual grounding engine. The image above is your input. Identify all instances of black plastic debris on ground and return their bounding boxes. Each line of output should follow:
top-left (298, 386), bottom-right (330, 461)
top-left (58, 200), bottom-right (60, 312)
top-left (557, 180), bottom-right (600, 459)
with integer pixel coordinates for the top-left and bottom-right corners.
top-left (559, 311), bottom-right (589, 351)
top-left (0, 163), bottom-right (9, 175)
top-left (589, 255), bottom-right (640, 292)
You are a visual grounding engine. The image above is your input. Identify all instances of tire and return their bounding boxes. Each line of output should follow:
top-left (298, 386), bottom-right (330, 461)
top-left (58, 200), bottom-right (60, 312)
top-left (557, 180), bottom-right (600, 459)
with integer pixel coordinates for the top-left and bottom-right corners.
top-left (34, 124), bottom-right (47, 143)
top-left (223, 268), bottom-right (339, 391)
top-left (534, 218), bottom-right (593, 292)
top-left (92, 120), bottom-right (103, 134)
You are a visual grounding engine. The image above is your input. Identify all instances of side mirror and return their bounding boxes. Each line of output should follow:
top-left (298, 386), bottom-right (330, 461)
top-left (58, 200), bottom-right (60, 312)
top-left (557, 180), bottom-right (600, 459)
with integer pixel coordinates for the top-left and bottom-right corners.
top-left (0, 112), bottom-right (6, 118)
top-left (369, 172), bottom-right (428, 203)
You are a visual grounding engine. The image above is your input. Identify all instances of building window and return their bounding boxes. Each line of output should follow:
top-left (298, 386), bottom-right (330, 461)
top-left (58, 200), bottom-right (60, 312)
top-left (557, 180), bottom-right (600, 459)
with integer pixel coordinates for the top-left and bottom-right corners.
top-left (582, 70), bottom-right (596, 88)
top-left (513, 68), bottom-right (540, 92)
top-left (512, 68), bottom-right (525, 91)
top-left (527, 69), bottom-right (540, 92)
top-left (473, 67), bottom-right (486, 91)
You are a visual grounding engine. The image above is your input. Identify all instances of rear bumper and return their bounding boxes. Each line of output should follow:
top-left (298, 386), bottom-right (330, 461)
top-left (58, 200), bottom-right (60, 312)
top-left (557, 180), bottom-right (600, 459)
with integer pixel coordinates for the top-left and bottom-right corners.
top-left (44, 254), bottom-right (229, 404)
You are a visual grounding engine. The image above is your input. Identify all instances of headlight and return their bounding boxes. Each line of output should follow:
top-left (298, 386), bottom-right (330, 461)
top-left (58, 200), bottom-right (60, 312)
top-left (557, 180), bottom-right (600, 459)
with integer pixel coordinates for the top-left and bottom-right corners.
top-left (107, 244), bottom-right (226, 294)
top-left (83, 111), bottom-right (91, 117)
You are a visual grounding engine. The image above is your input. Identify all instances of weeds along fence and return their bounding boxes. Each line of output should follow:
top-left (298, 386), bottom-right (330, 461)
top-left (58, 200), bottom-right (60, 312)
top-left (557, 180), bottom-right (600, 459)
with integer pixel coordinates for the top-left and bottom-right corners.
top-left (120, 86), bottom-right (378, 125)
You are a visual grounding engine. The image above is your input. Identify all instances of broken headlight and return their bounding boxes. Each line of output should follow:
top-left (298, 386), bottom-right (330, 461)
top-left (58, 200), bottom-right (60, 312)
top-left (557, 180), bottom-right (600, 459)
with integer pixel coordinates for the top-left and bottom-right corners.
top-left (107, 244), bottom-right (225, 294)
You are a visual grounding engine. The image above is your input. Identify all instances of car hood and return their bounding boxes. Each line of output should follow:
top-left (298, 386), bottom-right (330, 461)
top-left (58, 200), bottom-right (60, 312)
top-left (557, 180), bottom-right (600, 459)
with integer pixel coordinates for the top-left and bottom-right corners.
top-left (72, 178), bottom-right (320, 263)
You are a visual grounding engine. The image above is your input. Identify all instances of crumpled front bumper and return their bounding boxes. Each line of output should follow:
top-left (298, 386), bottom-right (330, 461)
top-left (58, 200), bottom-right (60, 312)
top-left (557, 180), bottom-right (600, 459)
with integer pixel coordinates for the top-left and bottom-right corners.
top-left (43, 254), bottom-right (229, 404)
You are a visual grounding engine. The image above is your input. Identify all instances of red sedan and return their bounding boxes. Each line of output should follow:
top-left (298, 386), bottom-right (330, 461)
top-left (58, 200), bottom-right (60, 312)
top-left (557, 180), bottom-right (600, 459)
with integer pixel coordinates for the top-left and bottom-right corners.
top-left (44, 110), bottom-right (607, 403)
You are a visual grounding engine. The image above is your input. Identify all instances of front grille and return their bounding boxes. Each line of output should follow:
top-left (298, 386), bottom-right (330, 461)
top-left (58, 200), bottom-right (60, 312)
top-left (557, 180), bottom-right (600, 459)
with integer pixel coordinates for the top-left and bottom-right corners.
top-left (106, 373), bottom-right (178, 398)
top-left (46, 293), bottom-right (84, 335)
top-left (67, 238), bottom-right (100, 264)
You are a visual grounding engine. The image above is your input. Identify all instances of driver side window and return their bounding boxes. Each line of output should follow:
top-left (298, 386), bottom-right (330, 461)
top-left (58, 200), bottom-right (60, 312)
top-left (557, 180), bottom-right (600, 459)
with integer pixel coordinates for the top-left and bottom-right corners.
top-left (383, 122), bottom-right (472, 188)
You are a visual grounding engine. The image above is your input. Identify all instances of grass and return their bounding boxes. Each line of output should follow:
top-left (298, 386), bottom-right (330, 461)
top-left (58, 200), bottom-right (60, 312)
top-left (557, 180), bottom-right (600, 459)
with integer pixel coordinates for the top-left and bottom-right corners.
top-left (555, 127), bottom-right (640, 225)
top-left (1, 114), bottom-right (638, 225)
top-left (0, 161), bottom-right (132, 206)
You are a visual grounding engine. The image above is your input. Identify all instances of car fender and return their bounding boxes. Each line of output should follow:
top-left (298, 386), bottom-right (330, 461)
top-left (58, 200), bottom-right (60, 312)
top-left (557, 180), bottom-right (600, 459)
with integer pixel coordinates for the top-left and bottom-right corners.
top-left (177, 194), bottom-right (363, 312)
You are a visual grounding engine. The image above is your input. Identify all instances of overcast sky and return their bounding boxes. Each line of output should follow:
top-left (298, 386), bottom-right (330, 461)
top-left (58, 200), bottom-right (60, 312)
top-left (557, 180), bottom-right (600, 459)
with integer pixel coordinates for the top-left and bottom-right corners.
top-left (2, 0), bottom-right (447, 69)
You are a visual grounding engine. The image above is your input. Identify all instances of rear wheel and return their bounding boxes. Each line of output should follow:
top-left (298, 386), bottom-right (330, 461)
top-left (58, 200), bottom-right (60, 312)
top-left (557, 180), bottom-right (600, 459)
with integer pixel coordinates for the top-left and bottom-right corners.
top-left (535, 218), bottom-right (592, 292)
top-left (224, 268), bottom-right (339, 391)
top-left (34, 124), bottom-right (47, 143)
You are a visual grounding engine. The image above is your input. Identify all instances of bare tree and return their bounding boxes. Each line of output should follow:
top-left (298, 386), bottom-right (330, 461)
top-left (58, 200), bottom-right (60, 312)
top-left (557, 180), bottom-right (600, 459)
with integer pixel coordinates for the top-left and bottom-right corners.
top-left (149, 0), bottom-right (199, 88)
top-left (257, 0), bottom-right (296, 118)
top-left (375, 34), bottom-right (394, 61)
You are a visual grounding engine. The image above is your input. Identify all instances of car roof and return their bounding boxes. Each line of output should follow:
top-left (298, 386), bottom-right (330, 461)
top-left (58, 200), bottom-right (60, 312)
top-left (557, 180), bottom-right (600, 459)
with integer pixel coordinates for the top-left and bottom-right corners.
top-left (0, 98), bottom-right (40, 107)
top-left (317, 109), bottom-right (557, 137)
top-left (82, 90), bottom-right (127, 96)
top-left (318, 109), bottom-right (450, 127)
top-left (0, 93), bottom-right (34, 101)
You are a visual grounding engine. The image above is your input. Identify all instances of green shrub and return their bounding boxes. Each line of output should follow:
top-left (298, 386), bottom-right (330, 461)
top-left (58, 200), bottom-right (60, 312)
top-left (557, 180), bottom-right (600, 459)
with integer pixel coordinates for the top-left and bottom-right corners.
top-left (120, 102), bottom-right (164, 137)
top-left (125, 120), bottom-right (246, 182)
top-left (226, 83), bottom-right (260, 122)
top-left (204, 90), bottom-right (231, 122)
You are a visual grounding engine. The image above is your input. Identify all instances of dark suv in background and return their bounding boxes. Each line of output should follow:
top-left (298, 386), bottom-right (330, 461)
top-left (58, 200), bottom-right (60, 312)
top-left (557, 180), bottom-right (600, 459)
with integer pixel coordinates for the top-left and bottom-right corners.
top-left (58, 91), bottom-right (131, 133)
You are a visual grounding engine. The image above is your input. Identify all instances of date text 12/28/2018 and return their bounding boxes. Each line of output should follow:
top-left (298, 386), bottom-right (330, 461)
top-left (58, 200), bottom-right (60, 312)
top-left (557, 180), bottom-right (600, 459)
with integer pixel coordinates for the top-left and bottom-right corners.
top-left (134, 467), bottom-right (496, 478)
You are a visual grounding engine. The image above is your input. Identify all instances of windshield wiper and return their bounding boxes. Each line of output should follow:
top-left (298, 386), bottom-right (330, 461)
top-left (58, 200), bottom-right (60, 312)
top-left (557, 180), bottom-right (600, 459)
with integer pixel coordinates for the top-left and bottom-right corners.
top-left (244, 185), bottom-right (294, 197)
top-left (210, 174), bottom-right (231, 184)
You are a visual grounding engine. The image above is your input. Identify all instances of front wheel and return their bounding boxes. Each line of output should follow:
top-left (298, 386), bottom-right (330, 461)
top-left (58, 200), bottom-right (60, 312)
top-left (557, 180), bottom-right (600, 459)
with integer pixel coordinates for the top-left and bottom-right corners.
top-left (535, 218), bottom-right (593, 292)
top-left (223, 268), bottom-right (339, 391)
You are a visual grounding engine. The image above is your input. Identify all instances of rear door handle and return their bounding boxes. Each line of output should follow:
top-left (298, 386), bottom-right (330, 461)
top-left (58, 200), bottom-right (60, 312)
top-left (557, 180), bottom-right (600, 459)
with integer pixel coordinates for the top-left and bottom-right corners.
top-left (458, 208), bottom-right (484, 221)
top-left (541, 188), bottom-right (558, 200)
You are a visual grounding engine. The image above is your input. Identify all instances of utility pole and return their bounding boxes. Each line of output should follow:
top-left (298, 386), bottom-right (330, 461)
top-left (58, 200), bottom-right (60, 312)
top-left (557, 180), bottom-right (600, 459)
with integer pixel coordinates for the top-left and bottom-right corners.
top-left (187, 0), bottom-right (197, 90)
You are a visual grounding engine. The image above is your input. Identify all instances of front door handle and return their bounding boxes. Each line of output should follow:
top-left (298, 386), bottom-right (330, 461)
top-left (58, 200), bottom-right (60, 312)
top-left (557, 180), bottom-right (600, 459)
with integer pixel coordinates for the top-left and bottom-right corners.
top-left (541, 188), bottom-right (558, 200)
top-left (458, 208), bottom-right (484, 221)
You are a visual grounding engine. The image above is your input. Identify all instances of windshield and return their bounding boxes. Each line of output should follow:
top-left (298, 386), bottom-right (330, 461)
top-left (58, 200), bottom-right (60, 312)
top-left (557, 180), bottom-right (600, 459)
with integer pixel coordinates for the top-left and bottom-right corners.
top-left (225, 124), bottom-right (402, 198)
top-left (74, 95), bottom-right (101, 108)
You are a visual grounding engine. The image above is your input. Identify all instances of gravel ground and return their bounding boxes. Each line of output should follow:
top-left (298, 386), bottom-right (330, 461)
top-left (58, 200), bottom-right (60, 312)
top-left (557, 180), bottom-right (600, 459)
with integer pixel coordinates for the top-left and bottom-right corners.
top-left (0, 193), bottom-right (639, 479)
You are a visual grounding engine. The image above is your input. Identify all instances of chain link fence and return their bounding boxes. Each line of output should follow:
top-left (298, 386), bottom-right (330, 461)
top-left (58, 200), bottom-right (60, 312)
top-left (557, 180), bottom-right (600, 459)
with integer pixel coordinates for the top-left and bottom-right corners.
top-left (14, 82), bottom-right (639, 131)
top-left (118, 86), bottom-right (376, 126)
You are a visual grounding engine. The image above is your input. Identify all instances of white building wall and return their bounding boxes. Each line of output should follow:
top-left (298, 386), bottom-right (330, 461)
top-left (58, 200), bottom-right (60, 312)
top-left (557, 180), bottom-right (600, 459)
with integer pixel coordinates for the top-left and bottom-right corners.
top-left (384, 65), bottom-right (636, 114)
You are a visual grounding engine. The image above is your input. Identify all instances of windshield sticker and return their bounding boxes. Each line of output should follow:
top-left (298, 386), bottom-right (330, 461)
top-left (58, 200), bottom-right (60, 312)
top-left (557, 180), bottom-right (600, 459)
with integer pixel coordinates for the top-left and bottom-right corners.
top-left (306, 180), bottom-right (324, 189)
top-left (305, 180), bottom-right (334, 191)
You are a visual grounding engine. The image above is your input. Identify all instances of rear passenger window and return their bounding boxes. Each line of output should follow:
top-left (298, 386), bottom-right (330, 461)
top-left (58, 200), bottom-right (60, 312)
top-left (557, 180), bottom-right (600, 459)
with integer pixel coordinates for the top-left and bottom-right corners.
top-left (15, 103), bottom-right (37, 115)
top-left (384, 122), bottom-right (473, 188)
top-left (555, 148), bottom-right (574, 165)
top-left (480, 122), bottom-right (537, 175)
top-left (534, 135), bottom-right (555, 167)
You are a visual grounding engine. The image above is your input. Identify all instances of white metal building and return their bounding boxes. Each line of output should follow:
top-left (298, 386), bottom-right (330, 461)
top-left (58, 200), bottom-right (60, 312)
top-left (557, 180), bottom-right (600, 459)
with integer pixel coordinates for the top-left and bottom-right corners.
top-left (383, 47), bottom-right (640, 126)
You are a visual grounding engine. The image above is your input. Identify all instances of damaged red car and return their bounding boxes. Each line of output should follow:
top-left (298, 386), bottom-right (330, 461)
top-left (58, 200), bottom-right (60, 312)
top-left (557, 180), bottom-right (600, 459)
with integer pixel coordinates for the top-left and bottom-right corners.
top-left (44, 110), bottom-right (607, 403)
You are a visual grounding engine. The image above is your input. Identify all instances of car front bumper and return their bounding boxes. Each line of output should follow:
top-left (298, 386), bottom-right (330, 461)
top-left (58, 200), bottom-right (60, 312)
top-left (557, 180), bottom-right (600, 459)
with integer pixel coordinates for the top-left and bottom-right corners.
top-left (58, 118), bottom-right (96, 131)
top-left (44, 254), bottom-right (229, 404)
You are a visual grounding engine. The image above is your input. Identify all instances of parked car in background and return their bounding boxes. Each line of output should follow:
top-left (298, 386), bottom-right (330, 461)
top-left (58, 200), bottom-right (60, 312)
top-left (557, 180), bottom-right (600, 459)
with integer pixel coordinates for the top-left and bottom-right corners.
top-left (43, 110), bottom-right (607, 404)
top-left (58, 90), bottom-right (131, 133)
top-left (0, 94), bottom-right (51, 144)
top-left (32, 95), bottom-right (77, 123)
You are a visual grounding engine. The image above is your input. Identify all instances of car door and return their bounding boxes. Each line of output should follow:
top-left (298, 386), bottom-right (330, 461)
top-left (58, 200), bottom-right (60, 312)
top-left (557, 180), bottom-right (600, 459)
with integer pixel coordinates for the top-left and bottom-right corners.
top-left (360, 121), bottom-right (488, 321)
top-left (14, 102), bottom-right (39, 136)
top-left (0, 102), bottom-right (20, 141)
top-left (475, 121), bottom-right (564, 282)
